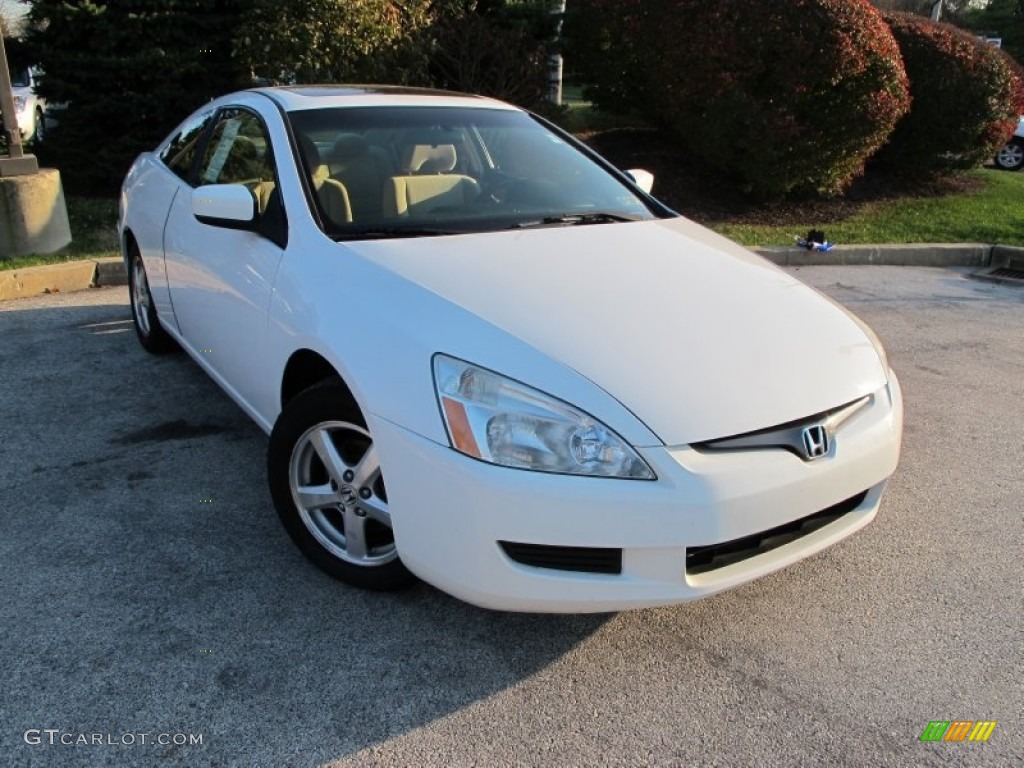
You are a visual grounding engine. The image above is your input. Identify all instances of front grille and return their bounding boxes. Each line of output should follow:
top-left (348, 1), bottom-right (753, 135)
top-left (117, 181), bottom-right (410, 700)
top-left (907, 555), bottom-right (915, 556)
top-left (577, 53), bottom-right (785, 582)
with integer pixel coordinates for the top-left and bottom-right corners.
top-left (685, 490), bottom-right (868, 575)
top-left (499, 542), bottom-right (622, 575)
top-left (693, 395), bottom-right (870, 461)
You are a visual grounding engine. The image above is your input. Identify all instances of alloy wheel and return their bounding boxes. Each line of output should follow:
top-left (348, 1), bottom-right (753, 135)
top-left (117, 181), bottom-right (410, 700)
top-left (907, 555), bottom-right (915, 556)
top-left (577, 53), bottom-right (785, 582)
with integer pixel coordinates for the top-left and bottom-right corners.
top-left (131, 257), bottom-right (152, 336)
top-left (996, 142), bottom-right (1024, 171)
top-left (288, 420), bottom-right (397, 567)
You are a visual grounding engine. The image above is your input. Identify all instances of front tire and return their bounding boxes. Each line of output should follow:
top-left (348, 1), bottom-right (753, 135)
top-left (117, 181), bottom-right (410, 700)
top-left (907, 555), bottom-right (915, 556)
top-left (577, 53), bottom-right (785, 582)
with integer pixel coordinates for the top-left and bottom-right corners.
top-left (268, 383), bottom-right (415, 591)
top-left (128, 246), bottom-right (176, 354)
top-left (994, 139), bottom-right (1024, 171)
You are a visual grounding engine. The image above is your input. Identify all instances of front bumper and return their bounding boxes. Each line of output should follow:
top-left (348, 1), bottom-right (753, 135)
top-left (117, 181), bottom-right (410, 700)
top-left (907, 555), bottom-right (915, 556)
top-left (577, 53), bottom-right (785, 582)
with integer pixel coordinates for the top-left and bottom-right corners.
top-left (372, 376), bottom-right (903, 613)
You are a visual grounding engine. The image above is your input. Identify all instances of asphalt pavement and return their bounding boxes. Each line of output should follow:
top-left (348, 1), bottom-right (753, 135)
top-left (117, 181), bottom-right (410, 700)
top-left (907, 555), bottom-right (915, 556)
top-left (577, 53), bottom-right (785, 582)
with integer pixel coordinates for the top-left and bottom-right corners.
top-left (0, 266), bottom-right (1021, 767)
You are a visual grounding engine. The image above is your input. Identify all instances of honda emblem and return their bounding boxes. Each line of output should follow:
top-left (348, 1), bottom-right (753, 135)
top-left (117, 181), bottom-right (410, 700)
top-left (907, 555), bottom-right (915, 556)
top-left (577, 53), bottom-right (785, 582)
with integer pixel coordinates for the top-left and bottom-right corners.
top-left (801, 424), bottom-right (830, 460)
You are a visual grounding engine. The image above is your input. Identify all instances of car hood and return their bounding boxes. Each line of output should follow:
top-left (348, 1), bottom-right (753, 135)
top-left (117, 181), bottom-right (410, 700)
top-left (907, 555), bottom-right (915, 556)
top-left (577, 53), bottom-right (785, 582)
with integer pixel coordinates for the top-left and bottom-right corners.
top-left (346, 217), bottom-right (887, 445)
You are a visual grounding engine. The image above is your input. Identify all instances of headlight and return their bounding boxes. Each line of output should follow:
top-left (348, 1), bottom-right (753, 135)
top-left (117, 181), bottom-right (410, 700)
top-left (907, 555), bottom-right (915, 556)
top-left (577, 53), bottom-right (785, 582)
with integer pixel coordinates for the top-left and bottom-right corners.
top-left (433, 355), bottom-right (655, 479)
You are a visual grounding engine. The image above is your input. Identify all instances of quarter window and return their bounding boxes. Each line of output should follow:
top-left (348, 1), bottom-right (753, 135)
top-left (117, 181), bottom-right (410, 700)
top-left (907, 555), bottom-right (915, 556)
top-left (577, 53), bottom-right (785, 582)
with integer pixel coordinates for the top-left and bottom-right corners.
top-left (159, 110), bottom-right (213, 183)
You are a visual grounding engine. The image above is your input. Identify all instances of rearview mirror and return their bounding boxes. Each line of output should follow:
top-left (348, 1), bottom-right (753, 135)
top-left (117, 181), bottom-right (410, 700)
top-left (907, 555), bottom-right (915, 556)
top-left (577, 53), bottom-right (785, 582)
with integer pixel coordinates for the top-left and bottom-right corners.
top-left (624, 169), bottom-right (654, 194)
top-left (192, 184), bottom-right (256, 230)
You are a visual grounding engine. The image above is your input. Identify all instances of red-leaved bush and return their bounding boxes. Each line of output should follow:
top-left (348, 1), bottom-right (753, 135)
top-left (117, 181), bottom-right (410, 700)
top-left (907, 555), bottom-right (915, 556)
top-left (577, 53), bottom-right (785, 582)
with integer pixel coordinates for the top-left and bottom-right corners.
top-left (639, 0), bottom-right (911, 197)
top-left (873, 12), bottom-right (1023, 176)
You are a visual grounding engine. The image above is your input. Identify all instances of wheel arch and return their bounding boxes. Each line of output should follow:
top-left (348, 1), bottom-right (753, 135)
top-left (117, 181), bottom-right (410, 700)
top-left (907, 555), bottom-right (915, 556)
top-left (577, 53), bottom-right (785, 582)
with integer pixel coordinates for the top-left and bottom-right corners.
top-left (280, 348), bottom-right (360, 417)
top-left (122, 228), bottom-right (141, 271)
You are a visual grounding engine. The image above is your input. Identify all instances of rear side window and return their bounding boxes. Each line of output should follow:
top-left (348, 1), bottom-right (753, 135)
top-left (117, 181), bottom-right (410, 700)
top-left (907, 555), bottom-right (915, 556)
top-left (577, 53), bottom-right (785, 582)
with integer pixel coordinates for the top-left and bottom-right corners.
top-left (159, 110), bottom-right (214, 183)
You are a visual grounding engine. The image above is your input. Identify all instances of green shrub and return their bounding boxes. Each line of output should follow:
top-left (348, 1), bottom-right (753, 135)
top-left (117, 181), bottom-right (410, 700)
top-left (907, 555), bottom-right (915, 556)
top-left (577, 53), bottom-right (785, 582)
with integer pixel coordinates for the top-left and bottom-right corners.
top-left (640, 0), bottom-right (911, 198)
top-left (873, 12), bottom-right (1023, 176)
top-left (26, 1), bottom-right (250, 195)
top-left (234, 0), bottom-right (433, 85)
top-left (562, 0), bottom-right (646, 115)
top-left (425, 1), bottom-right (558, 110)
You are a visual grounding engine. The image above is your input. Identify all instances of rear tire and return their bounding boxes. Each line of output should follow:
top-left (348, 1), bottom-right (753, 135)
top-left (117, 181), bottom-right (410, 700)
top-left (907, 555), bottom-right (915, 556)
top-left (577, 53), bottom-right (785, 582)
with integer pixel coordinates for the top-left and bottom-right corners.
top-left (994, 139), bottom-right (1024, 171)
top-left (128, 246), bottom-right (176, 354)
top-left (268, 383), bottom-right (416, 591)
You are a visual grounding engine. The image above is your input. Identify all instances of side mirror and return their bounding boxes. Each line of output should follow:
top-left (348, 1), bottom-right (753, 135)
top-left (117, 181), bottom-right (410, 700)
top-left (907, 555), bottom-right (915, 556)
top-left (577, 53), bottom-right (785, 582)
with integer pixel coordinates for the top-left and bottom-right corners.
top-left (624, 169), bottom-right (655, 194)
top-left (192, 184), bottom-right (256, 230)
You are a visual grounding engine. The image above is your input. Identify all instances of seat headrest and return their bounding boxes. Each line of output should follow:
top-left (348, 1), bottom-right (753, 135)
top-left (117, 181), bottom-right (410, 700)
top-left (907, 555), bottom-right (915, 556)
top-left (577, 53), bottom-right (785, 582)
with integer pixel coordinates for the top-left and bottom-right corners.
top-left (297, 134), bottom-right (321, 167)
top-left (402, 129), bottom-right (462, 146)
top-left (297, 134), bottom-right (329, 182)
top-left (332, 133), bottom-right (370, 161)
top-left (407, 144), bottom-right (457, 174)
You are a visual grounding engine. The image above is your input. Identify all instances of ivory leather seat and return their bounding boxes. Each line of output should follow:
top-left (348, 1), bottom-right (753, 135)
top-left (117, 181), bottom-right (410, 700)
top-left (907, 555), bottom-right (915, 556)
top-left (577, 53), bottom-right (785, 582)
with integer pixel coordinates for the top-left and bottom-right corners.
top-left (298, 134), bottom-right (352, 226)
top-left (329, 134), bottom-right (394, 222)
top-left (384, 174), bottom-right (480, 218)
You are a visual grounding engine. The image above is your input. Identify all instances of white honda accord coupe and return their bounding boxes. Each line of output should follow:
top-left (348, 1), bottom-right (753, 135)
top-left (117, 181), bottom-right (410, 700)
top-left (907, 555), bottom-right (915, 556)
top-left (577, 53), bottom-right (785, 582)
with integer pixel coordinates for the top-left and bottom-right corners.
top-left (119, 86), bottom-right (902, 613)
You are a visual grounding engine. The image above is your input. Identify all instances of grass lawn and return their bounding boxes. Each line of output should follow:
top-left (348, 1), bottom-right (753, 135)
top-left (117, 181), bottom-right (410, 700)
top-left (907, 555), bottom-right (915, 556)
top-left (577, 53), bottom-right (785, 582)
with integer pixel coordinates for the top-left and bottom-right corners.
top-left (576, 116), bottom-right (1024, 248)
top-left (711, 168), bottom-right (1024, 247)
top-left (0, 197), bottom-right (119, 271)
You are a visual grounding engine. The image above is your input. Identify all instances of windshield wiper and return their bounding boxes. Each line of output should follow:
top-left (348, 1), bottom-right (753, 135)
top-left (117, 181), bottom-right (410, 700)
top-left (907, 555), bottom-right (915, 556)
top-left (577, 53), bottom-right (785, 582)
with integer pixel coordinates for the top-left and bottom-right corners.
top-left (511, 212), bottom-right (643, 229)
top-left (332, 227), bottom-right (461, 241)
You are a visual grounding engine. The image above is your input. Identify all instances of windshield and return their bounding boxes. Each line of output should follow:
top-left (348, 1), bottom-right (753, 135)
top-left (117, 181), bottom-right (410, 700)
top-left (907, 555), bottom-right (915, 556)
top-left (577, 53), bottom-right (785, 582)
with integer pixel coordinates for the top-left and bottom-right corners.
top-left (287, 106), bottom-right (662, 239)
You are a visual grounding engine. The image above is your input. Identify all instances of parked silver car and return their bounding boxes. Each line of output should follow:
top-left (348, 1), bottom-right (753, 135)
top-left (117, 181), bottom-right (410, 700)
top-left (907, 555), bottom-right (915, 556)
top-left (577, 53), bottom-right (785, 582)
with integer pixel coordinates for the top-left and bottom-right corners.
top-left (994, 116), bottom-right (1024, 171)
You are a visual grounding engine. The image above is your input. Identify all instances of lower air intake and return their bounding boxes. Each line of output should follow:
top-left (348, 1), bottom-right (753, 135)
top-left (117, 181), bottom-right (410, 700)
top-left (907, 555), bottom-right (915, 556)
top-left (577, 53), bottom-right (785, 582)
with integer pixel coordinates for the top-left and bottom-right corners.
top-left (499, 542), bottom-right (623, 575)
top-left (686, 490), bottom-right (869, 575)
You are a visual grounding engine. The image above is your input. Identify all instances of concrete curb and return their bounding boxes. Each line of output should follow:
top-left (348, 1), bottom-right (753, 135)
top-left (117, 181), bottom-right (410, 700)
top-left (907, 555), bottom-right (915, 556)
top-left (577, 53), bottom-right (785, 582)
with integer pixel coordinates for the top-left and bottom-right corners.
top-left (990, 244), bottom-right (1024, 269)
top-left (752, 243), bottom-right (996, 267)
top-left (0, 256), bottom-right (124, 301)
top-left (94, 256), bottom-right (128, 287)
top-left (3, 245), bottom-right (1024, 302)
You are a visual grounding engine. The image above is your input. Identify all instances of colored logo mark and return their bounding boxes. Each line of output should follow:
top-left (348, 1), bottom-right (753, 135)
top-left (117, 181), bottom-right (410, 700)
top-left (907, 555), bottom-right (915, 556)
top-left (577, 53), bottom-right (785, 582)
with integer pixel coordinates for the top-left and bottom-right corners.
top-left (920, 721), bottom-right (997, 742)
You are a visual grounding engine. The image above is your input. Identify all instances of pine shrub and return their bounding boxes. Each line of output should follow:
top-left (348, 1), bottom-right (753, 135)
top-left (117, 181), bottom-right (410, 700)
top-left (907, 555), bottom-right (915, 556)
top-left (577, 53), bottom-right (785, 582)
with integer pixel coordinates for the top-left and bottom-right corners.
top-left (25, 1), bottom-right (249, 195)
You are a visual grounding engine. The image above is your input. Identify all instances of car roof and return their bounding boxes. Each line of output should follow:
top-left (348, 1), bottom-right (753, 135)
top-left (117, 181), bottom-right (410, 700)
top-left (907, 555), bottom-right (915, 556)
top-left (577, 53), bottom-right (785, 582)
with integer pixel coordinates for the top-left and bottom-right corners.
top-left (252, 85), bottom-right (520, 113)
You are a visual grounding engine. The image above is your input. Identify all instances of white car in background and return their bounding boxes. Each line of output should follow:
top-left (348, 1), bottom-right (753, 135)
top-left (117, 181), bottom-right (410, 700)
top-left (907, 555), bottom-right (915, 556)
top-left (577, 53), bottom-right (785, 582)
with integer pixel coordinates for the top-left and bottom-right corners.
top-left (994, 116), bottom-right (1024, 171)
top-left (118, 86), bottom-right (903, 613)
top-left (4, 67), bottom-right (46, 143)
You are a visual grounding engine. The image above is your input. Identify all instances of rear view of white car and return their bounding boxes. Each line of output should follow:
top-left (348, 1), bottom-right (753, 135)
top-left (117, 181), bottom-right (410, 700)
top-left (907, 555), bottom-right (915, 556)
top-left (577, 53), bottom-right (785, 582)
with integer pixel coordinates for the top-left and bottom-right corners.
top-left (118, 86), bottom-right (903, 612)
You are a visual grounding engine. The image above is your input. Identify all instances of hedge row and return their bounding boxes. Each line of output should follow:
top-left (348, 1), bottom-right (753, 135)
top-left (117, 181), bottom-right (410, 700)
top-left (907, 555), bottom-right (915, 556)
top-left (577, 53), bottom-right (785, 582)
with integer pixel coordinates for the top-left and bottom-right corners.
top-left (24, 0), bottom-right (1023, 197)
top-left (566, 0), bottom-right (1023, 197)
top-left (25, 1), bottom-right (559, 195)
top-left (873, 11), bottom-right (1024, 176)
